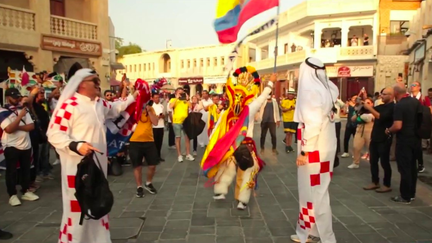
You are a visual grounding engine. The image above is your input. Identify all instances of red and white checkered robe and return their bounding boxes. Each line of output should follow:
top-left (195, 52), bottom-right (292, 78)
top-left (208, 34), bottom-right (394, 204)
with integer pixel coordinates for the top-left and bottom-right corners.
top-left (47, 92), bottom-right (134, 243)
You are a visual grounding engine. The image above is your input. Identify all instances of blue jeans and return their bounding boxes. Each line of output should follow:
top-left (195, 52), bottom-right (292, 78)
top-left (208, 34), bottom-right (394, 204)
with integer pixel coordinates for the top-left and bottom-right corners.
top-left (38, 142), bottom-right (51, 176)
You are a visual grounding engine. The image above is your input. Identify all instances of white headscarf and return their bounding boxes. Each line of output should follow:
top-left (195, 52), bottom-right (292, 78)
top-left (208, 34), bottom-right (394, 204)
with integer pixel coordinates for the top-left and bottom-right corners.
top-left (52, 68), bottom-right (95, 114)
top-left (294, 58), bottom-right (339, 148)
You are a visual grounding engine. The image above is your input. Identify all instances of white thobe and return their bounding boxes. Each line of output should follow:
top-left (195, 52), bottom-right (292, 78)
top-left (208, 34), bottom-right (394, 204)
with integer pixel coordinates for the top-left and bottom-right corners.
top-left (47, 92), bottom-right (134, 243)
top-left (197, 98), bottom-right (213, 146)
top-left (213, 85), bottom-right (272, 203)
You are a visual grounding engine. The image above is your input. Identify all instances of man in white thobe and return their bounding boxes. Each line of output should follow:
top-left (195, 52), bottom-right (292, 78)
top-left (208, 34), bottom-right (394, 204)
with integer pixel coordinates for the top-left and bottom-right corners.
top-left (291, 57), bottom-right (338, 243)
top-left (197, 90), bottom-right (213, 147)
top-left (47, 69), bottom-right (136, 243)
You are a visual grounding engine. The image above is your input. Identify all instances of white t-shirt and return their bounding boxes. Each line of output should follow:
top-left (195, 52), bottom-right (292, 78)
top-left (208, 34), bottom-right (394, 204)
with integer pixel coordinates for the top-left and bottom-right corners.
top-left (152, 102), bottom-right (165, 128)
top-left (50, 98), bottom-right (58, 111)
top-left (167, 105), bottom-right (173, 123)
top-left (1, 110), bottom-right (34, 150)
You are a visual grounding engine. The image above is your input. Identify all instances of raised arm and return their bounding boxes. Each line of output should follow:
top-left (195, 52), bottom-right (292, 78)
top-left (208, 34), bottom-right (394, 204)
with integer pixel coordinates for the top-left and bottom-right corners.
top-left (248, 81), bottom-right (274, 117)
top-left (106, 93), bottom-right (136, 120)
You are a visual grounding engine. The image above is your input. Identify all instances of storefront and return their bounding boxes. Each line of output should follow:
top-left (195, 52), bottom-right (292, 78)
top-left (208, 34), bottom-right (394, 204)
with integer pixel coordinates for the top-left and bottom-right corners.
top-left (326, 65), bottom-right (375, 101)
top-left (178, 77), bottom-right (203, 96)
top-left (204, 76), bottom-right (226, 94)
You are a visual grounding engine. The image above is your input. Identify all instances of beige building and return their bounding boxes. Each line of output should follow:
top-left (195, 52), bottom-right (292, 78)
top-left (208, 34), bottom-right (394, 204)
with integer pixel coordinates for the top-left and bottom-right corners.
top-left (118, 43), bottom-right (243, 96)
top-left (0, 0), bottom-right (111, 91)
top-left (402, 0), bottom-right (432, 90)
top-left (245, 0), bottom-right (381, 101)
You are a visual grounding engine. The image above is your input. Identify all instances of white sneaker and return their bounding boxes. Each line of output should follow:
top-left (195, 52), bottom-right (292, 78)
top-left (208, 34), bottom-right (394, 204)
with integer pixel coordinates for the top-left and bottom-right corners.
top-left (213, 194), bottom-right (226, 200)
top-left (9, 195), bottom-right (21, 206)
top-left (348, 163), bottom-right (359, 169)
top-left (290, 234), bottom-right (321, 243)
top-left (185, 154), bottom-right (195, 161)
top-left (21, 191), bottom-right (39, 201)
top-left (341, 153), bottom-right (350, 158)
top-left (193, 151), bottom-right (197, 156)
top-left (52, 159), bottom-right (60, 165)
top-left (237, 201), bottom-right (247, 210)
top-left (169, 146), bottom-right (176, 150)
top-left (178, 155), bottom-right (183, 163)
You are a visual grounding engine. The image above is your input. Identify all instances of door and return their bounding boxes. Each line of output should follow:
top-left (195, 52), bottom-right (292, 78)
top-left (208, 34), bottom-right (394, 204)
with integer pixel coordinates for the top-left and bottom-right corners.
top-left (50, 0), bottom-right (65, 16)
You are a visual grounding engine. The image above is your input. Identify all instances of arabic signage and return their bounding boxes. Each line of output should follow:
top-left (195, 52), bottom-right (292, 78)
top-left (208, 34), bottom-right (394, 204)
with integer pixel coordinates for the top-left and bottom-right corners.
top-left (41, 35), bottom-right (102, 57)
top-left (178, 77), bottom-right (203, 85)
top-left (326, 65), bottom-right (374, 77)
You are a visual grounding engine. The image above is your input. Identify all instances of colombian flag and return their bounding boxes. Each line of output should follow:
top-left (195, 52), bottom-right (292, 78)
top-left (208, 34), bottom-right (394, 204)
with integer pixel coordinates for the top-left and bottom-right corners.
top-left (214, 0), bottom-right (279, 44)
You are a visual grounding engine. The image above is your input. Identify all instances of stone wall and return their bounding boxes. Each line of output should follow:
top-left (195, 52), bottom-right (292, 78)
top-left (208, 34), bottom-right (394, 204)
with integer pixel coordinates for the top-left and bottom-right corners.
top-left (375, 55), bottom-right (408, 89)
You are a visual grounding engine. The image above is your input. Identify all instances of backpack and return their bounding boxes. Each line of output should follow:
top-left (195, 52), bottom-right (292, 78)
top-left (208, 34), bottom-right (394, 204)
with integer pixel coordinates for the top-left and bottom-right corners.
top-left (417, 98), bottom-right (432, 139)
top-left (75, 153), bottom-right (114, 225)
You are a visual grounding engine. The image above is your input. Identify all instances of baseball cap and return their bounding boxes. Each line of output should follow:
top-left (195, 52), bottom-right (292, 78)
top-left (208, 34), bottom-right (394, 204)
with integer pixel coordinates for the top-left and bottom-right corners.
top-left (5, 88), bottom-right (22, 99)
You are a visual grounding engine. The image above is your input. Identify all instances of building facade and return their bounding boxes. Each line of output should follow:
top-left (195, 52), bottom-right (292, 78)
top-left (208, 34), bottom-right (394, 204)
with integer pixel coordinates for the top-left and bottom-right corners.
top-left (118, 44), bottom-right (243, 96)
top-left (403, 0), bottom-right (432, 90)
top-left (0, 0), bottom-right (112, 91)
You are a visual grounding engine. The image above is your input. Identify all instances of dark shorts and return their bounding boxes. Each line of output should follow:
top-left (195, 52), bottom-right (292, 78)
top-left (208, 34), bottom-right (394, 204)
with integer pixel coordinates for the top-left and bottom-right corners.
top-left (283, 122), bottom-right (297, 133)
top-left (128, 142), bottom-right (159, 168)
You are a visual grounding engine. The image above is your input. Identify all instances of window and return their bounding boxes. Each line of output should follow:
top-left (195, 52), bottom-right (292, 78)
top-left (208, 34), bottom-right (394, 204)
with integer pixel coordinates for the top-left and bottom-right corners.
top-left (139, 64), bottom-right (142, 72)
top-left (134, 65), bottom-right (137, 72)
top-left (284, 43), bottom-right (288, 54)
top-left (221, 57), bottom-right (225, 65)
top-left (200, 58), bottom-right (204, 67)
top-left (124, 65), bottom-right (127, 72)
top-left (390, 21), bottom-right (410, 34)
top-left (207, 58), bottom-right (210, 67)
top-left (214, 57), bottom-right (218, 66)
top-left (181, 60), bottom-right (184, 68)
top-left (148, 63), bottom-right (151, 71)
top-left (187, 60), bottom-right (191, 68)
top-left (194, 59), bottom-right (197, 67)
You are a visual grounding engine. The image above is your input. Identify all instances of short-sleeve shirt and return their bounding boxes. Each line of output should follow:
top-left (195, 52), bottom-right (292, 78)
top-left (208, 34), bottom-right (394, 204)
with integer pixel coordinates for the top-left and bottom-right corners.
top-left (393, 96), bottom-right (420, 142)
top-left (281, 99), bottom-right (296, 122)
top-left (130, 107), bottom-right (155, 142)
top-left (152, 102), bottom-right (165, 128)
top-left (371, 102), bottom-right (394, 142)
top-left (170, 98), bottom-right (189, 124)
top-left (1, 110), bottom-right (34, 150)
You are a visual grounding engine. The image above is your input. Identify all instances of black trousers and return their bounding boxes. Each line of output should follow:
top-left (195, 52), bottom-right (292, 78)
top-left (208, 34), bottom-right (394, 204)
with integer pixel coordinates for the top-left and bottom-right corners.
top-left (193, 138), bottom-right (197, 151)
top-left (153, 128), bottom-right (164, 159)
top-left (168, 123), bottom-right (175, 147)
top-left (395, 140), bottom-right (418, 200)
top-left (414, 143), bottom-right (424, 167)
top-left (30, 142), bottom-right (39, 183)
top-left (4, 147), bottom-right (32, 196)
top-left (343, 125), bottom-right (356, 153)
top-left (335, 122), bottom-right (341, 154)
top-left (369, 139), bottom-right (392, 187)
top-left (260, 122), bottom-right (276, 149)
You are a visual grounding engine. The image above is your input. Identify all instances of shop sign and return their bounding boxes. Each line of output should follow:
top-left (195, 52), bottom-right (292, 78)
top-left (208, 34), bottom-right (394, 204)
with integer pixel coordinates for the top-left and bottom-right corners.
top-left (326, 65), bottom-right (374, 77)
top-left (178, 77), bottom-right (203, 85)
top-left (204, 77), bottom-right (226, 84)
top-left (41, 35), bottom-right (102, 57)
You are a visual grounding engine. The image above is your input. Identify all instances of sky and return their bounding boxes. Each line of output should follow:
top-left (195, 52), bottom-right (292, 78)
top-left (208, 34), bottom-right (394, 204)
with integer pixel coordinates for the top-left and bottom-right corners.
top-left (109, 0), bottom-right (304, 51)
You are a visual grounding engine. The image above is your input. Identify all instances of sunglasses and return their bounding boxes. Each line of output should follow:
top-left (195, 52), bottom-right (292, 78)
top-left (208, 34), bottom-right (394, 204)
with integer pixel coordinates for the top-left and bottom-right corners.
top-left (83, 77), bottom-right (101, 85)
top-left (106, 94), bottom-right (112, 97)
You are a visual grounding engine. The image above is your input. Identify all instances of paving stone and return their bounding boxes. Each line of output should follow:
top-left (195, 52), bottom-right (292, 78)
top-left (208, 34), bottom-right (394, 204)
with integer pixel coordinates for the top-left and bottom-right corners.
top-left (189, 226), bottom-right (215, 235)
top-left (167, 211), bottom-right (192, 220)
top-left (187, 235), bottom-right (216, 243)
top-left (160, 229), bottom-right (188, 240)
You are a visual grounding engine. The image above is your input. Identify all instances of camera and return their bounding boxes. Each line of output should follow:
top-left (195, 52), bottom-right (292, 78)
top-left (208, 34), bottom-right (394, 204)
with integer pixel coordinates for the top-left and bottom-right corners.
top-left (179, 93), bottom-right (187, 101)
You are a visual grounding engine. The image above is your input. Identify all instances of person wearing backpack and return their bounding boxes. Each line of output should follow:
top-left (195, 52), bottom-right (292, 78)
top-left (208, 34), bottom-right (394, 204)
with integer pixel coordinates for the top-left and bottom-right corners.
top-left (47, 69), bottom-right (138, 243)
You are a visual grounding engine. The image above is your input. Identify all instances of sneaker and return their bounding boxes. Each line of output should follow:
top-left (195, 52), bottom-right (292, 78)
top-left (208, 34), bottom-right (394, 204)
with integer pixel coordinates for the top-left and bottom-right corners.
top-left (376, 186), bottom-right (392, 193)
top-left (21, 191), bottom-right (39, 201)
top-left (341, 153), bottom-right (350, 158)
top-left (28, 183), bottom-right (40, 193)
top-left (144, 183), bottom-right (157, 195)
top-left (52, 159), bottom-right (60, 165)
top-left (361, 153), bottom-right (369, 160)
top-left (0, 229), bottom-right (13, 240)
top-left (290, 234), bottom-right (321, 243)
top-left (237, 201), bottom-right (247, 210)
top-left (213, 194), bottom-right (226, 200)
top-left (418, 165), bottom-right (425, 173)
top-left (391, 196), bottom-right (411, 204)
top-left (169, 146), bottom-right (176, 150)
top-left (411, 197), bottom-right (416, 201)
top-left (288, 146), bottom-right (294, 153)
top-left (9, 195), bottom-right (21, 207)
top-left (363, 183), bottom-right (379, 190)
top-left (35, 176), bottom-right (44, 183)
top-left (185, 154), bottom-right (195, 161)
top-left (347, 164), bottom-right (359, 169)
top-left (272, 149), bottom-right (279, 155)
top-left (136, 187), bottom-right (144, 198)
top-left (159, 158), bottom-right (165, 162)
top-left (281, 139), bottom-right (286, 145)
top-left (43, 174), bottom-right (54, 180)
top-left (178, 155), bottom-right (183, 163)
top-left (193, 150), bottom-right (197, 156)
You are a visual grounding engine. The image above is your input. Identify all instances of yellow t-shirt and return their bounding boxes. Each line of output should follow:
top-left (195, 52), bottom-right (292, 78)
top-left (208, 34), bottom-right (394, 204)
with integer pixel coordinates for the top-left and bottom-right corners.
top-left (281, 99), bottom-right (296, 122)
top-left (170, 98), bottom-right (189, 124)
top-left (130, 107), bottom-right (155, 142)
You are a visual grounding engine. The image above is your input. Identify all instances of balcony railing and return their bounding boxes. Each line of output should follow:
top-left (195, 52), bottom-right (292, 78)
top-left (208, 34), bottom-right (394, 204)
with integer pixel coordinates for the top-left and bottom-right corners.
top-left (0, 4), bottom-right (35, 31)
top-left (50, 15), bottom-right (97, 41)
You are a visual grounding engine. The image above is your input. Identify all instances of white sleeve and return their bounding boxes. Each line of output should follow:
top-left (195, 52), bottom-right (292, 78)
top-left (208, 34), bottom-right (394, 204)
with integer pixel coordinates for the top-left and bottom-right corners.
top-left (248, 83), bottom-right (273, 118)
top-left (106, 94), bottom-right (135, 120)
top-left (360, 113), bottom-right (374, 123)
top-left (24, 113), bottom-right (34, 125)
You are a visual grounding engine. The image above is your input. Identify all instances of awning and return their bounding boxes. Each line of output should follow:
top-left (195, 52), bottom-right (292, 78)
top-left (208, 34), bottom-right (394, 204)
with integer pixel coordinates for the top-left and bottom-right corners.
top-left (110, 63), bottom-right (125, 70)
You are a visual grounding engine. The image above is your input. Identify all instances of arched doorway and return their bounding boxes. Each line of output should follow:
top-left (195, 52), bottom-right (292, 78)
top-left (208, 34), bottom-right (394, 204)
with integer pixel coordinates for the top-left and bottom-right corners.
top-left (54, 57), bottom-right (91, 79)
top-left (183, 84), bottom-right (190, 96)
top-left (0, 50), bottom-right (34, 81)
top-left (196, 84), bottom-right (203, 95)
top-left (159, 53), bottom-right (171, 73)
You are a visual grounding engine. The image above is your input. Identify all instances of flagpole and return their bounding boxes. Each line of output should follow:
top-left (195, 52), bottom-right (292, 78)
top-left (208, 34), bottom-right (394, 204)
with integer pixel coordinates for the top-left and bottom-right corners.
top-left (273, 4), bottom-right (280, 73)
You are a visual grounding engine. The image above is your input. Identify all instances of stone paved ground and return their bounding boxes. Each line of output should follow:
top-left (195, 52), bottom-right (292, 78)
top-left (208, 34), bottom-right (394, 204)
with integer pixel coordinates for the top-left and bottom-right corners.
top-left (1, 123), bottom-right (432, 243)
